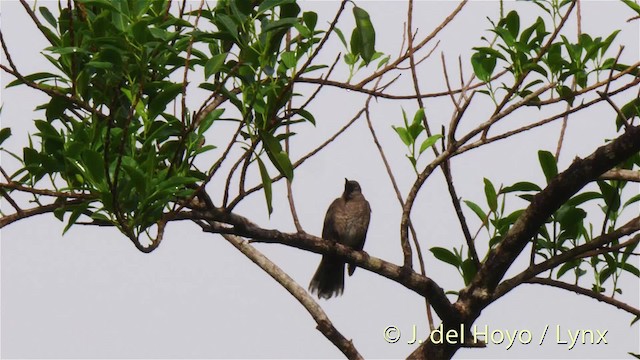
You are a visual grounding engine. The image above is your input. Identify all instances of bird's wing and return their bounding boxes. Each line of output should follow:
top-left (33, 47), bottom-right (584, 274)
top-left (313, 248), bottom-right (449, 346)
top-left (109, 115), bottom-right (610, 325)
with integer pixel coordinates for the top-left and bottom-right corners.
top-left (351, 199), bottom-right (371, 252)
top-left (322, 198), bottom-right (343, 241)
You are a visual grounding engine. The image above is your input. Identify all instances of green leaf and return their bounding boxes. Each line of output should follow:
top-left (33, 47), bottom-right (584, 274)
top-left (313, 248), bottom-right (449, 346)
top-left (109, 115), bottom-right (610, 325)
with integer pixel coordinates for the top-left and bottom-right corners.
top-left (81, 149), bottom-right (105, 185)
top-left (261, 131), bottom-right (293, 181)
top-left (351, 6), bottom-right (376, 64)
top-left (538, 150), bottom-right (557, 183)
top-left (281, 51), bottom-right (296, 69)
top-left (47, 46), bottom-right (89, 55)
top-left (621, 262), bottom-right (640, 277)
top-left (565, 192), bottom-right (602, 207)
top-left (198, 109), bottom-right (224, 136)
top-left (333, 27), bottom-right (348, 49)
top-left (502, 10), bottom-right (520, 39)
top-left (483, 178), bottom-right (498, 212)
top-left (121, 157), bottom-right (146, 195)
top-left (429, 247), bottom-right (460, 267)
top-left (63, 203), bottom-right (89, 235)
top-left (622, 0), bottom-right (640, 14)
top-left (407, 122), bottom-right (423, 142)
top-left (377, 54), bottom-right (391, 69)
top-left (556, 205), bottom-right (586, 229)
top-left (302, 65), bottom-right (328, 74)
top-left (556, 260), bottom-right (581, 279)
top-left (262, 18), bottom-right (298, 33)
top-left (501, 181), bottom-right (541, 193)
top-left (204, 53), bottom-right (227, 80)
top-left (216, 14), bottom-right (239, 41)
top-left (623, 193), bottom-right (640, 209)
top-left (77, 0), bottom-right (119, 12)
top-left (597, 180), bottom-right (620, 212)
top-left (615, 98), bottom-right (640, 130)
top-left (85, 61), bottom-right (113, 69)
top-left (464, 200), bottom-right (487, 222)
top-left (294, 108), bottom-right (315, 125)
top-left (257, 0), bottom-right (295, 15)
top-left (0, 127), bottom-right (11, 146)
top-left (149, 27), bottom-right (169, 40)
top-left (303, 11), bottom-right (318, 31)
top-left (148, 83), bottom-right (183, 120)
top-left (471, 51), bottom-right (496, 82)
top-left (419, 134), bottom-right (442, 154)
top-left (256, 156), bottom-right (273, 215)
top-left (461, 258), bottom-right (478, 285)
top-left (39, 6), bottom-right (57, 28)
top-left (6, 72), bottom-right (64, 88)
top-left (412, 108), bottom-right (425, 127)
top-left (392, 126), bottom-right (411, 146)
top-left (556, 85), bottom-right (575, 106)
top-left (34, 120), bottom-right (59, 139)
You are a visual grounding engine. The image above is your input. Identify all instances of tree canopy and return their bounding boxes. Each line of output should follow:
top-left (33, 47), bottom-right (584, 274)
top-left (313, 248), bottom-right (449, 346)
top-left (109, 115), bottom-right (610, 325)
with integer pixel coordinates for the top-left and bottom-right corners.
top-left (1, 0), bottom-right (639, 358)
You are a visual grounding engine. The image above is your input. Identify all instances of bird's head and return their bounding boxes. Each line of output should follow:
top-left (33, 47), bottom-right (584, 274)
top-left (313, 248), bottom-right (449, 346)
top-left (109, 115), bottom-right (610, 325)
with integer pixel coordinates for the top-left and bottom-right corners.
top-left (343, 178), bottom-right (362, 199)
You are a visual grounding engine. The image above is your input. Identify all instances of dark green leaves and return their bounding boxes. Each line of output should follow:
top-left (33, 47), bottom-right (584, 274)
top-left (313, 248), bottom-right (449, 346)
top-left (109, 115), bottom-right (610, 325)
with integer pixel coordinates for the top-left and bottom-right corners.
top-left (149, 83), bottom-right (183, 120)
top-left (471, 50), bottom-right (498, 82)
top-left (81, 149), bottom-right (105, 186)
top-left (430, 246), bottom-right (477, 285)
top-left (484, 178), bottom-right (498, 212)
top-left (39, 6), bottom-right (57, 28)
top-left (204, 53), bottom-right (228, 80)
top-left (430, 247), bottom-right (459, 267)
top-left (0, 128), bottom-right (11, 146)
top-left (257, 0), bottom-right (296, 15)
top-left (350, 6), bottom-right (376, 65)
top-left (538, 150), bottom-right (557, 183)
top-left (615, 98), bottom-right (640, 130)
top-left (256, 157), bottom-right (273, 215)
top-left (260, 130), bottom-right (293, 181)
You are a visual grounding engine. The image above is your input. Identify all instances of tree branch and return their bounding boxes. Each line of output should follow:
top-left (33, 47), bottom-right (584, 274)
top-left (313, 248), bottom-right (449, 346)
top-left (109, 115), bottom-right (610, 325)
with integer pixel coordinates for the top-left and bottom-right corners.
top-left (494, 217), bottom-right (640, 299)
top-left (188, 207), bottom-right (457, 321)
top-left (525, 277), bottom-right (640, 317)
top-left (216, 231), bottom-right (364, 360)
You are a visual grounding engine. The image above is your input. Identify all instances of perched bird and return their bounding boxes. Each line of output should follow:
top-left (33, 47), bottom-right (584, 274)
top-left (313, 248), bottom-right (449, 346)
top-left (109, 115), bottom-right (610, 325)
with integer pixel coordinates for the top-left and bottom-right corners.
top-left (309, 179), bottom-right (371, 299)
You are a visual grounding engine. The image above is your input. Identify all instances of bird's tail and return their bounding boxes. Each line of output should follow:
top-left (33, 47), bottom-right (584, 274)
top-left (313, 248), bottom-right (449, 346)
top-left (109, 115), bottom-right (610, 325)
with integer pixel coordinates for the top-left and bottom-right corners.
top-left (308, 256), bottom-right (345, 299)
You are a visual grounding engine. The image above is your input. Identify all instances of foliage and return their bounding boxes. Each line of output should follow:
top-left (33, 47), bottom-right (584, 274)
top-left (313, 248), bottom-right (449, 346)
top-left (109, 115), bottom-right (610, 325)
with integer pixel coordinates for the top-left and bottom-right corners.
top-left (2, 0), bottom-right (378, 241)
top-left (2, 0), bottom-right (639, 358)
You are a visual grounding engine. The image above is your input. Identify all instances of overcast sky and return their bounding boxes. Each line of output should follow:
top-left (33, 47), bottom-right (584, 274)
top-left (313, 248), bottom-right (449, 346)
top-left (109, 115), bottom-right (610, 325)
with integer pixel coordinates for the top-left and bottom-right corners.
top-left (1, 1), bottom-right (639, 359)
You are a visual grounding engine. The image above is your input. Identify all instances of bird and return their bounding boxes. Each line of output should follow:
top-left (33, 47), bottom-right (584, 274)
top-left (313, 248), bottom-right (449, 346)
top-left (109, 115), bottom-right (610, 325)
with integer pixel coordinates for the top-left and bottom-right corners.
top-left (309, 178), bottom-right (371, 299)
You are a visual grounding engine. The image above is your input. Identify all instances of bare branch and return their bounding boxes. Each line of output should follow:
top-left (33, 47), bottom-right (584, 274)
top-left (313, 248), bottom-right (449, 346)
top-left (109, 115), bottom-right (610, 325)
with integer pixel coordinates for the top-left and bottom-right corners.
top-left (217, 232), bottom-right (363, 359)
top-left (599, 169), bottom-right (640, 182)
top-left (525, 277), bottom-right (640, 317)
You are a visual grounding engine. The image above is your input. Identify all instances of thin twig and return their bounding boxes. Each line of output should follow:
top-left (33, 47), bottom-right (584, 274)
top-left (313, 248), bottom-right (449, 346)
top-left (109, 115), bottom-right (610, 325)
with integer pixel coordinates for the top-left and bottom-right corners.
top-left (0, 182), bottom-right (96, 199)
top-left (363, 76), bottom-right (434, 329)
top-left (180, 0), bottom-right (205, 125)
top-left (525, 277), bottom-right (639, 317)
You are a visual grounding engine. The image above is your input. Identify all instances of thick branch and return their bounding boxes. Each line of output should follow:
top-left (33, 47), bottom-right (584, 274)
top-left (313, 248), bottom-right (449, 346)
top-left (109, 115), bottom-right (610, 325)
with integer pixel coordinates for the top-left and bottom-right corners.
top-left (189, 208), bottom-right (457, 321)
top-left (462, 125), bottom-right (640, 312)
top-left (410, 124), bottom-right (640, 359)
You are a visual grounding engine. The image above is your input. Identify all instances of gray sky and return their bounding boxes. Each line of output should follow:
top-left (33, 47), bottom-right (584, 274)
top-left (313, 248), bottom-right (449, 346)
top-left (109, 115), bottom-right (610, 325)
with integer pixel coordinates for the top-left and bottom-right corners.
top-left (1, 1), bottom-right (639, 359)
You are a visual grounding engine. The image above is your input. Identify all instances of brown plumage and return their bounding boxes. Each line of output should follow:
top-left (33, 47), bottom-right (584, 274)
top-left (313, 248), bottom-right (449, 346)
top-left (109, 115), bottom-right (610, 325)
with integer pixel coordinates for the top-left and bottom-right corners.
top-left (309, 179), bottom-right (371, 299)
